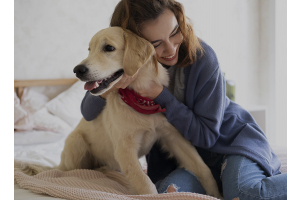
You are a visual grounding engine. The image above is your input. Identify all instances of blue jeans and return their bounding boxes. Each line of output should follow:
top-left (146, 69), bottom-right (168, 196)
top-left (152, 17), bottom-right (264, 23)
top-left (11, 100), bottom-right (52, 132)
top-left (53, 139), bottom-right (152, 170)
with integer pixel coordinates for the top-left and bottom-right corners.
top-left (155, 155), bottom-right (287, 200)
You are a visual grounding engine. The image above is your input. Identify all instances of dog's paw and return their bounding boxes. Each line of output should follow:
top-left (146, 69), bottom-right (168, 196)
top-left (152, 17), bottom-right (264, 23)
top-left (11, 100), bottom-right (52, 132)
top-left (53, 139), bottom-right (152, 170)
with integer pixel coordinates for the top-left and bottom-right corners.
top-left (206, 190), bottom-right (223, 200)
top-left (136, 183), bottom-right (158, 195)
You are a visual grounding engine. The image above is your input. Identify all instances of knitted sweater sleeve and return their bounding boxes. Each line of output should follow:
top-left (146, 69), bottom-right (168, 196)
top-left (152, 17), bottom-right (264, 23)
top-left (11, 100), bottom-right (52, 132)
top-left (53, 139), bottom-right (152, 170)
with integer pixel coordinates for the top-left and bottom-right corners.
top-left (81, 91), bottom-right (106, 121)
top-left (154, 44), bottom-right (226, 149)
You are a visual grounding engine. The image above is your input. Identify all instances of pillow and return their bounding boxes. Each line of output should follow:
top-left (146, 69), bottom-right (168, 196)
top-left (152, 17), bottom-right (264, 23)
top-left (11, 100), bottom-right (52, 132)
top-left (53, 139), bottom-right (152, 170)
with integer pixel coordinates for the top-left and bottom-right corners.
top-left (14, 88), bottom-right (50, 131)
top-left (14, 92), bottom-right (27, 123)
top-left (14, 112), bottom-right (34, 131)
top-left (45, 81), bottom-right (85, 128)
top-left (15, 107), bottom-right (71, 133)
top-left (20, 88), bottom-right (50, 113)
top-left (32, 107), bottom-right (72, 133)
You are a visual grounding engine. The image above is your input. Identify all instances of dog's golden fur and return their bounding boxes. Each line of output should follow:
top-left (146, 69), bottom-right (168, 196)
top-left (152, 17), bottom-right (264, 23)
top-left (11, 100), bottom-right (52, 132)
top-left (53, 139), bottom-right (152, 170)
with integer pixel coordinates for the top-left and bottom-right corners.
top-left (19, 27), bottom-right (222, 198)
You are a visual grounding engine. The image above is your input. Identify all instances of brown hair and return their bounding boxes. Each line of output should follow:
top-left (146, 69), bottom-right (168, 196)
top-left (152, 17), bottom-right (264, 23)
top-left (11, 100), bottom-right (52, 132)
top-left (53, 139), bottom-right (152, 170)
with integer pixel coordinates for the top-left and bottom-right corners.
top-left (110, 0), bottom-right (203, 68)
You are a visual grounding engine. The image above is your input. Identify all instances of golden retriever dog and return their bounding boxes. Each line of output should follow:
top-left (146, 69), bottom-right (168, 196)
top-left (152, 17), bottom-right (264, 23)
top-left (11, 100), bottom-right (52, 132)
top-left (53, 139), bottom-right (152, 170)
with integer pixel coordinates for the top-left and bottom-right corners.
top-left (20, 27), bottom-right (222, 198)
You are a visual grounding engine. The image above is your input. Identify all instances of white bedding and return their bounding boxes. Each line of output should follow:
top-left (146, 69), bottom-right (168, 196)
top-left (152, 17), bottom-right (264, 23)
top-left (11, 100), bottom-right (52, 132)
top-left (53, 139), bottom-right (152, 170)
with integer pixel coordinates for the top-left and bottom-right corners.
top-left (14, 81), bottom-right (84, 199)
top-left (14, 131), bottom-right (70, 166)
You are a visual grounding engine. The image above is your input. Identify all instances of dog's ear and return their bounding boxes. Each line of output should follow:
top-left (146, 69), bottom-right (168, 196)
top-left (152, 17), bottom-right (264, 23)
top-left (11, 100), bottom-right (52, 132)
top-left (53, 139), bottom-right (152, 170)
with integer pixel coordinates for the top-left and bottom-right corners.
top-left (123, 30), bottom-right (155, 76)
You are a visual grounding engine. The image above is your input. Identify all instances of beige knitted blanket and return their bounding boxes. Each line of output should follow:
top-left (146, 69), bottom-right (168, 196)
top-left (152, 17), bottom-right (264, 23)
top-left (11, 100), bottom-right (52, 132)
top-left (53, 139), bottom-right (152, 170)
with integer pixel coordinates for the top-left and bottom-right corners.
top-left (14, 169), bottom-right (218, 200)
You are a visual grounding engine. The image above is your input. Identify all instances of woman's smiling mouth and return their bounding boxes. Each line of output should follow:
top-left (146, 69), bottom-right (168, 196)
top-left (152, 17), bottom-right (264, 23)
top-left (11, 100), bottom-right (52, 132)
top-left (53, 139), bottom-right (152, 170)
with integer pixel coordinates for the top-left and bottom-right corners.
top-left (161, 47), bottom-right (179, 61)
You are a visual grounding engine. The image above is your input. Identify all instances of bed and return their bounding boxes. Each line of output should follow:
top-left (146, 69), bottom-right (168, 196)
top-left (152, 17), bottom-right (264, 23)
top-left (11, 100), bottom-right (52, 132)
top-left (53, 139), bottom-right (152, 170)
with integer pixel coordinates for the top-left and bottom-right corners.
top-left (14, 79), bottom-right (287, 200)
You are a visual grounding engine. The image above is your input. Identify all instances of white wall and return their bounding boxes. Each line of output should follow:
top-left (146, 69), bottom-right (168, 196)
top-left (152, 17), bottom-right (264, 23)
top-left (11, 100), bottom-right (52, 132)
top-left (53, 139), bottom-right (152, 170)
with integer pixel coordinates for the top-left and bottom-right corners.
top-left (259, 0), bottom-right (287, 147)
top-left (14, 0), bottom-right (286, 147)
top-left (14, 0), bottom-right (120, 80)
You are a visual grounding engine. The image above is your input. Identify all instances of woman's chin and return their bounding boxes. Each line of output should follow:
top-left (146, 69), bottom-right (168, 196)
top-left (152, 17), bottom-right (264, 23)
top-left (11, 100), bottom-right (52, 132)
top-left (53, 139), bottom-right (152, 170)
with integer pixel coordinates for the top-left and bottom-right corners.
top-left (158, 45), bottom-right (181, 66)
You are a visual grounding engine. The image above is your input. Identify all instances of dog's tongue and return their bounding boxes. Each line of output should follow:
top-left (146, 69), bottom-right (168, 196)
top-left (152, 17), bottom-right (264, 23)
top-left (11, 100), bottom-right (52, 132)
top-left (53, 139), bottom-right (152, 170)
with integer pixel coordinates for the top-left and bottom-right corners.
top-left (84, 81), bottom-right (96, 91)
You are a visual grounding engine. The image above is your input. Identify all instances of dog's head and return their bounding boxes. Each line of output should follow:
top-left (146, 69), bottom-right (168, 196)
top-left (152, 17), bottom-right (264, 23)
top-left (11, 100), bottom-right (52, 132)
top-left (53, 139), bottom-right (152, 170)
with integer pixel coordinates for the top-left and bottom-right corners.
top-left (73, 27), bottom-right (155, 96)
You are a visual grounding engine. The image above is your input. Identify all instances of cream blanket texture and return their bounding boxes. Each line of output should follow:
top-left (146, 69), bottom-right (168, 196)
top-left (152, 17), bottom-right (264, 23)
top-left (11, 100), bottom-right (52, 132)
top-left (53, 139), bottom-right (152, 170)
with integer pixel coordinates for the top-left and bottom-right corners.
top-left (14, 169), bottom-right (218, 200)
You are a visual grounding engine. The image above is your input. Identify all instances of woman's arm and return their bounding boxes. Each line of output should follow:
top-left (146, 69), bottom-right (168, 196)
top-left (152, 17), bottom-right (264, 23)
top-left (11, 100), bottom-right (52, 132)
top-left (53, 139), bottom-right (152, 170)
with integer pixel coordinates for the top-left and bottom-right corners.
top-left (81, 91), bottom-right (106, 121)
top-left (154, 44), bottom-right (227, 149)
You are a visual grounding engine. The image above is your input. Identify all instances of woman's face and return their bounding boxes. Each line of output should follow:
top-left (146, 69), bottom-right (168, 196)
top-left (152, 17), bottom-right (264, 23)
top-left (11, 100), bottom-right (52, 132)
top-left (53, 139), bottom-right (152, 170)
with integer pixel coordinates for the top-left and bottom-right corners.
top-left (140, 9), bottom-right (183, 66)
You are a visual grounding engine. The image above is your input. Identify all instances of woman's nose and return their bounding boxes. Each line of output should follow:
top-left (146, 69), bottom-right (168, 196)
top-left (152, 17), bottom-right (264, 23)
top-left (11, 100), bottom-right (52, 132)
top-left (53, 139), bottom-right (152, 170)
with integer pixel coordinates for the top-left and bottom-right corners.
top-left (164, 41), bottom-right (176, 55)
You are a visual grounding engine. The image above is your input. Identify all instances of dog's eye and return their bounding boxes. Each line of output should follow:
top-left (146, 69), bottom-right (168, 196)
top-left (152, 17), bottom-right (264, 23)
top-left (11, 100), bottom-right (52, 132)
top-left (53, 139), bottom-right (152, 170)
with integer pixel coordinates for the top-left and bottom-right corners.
top-left (88, 47), bottom-right (90, 51)
top-left (104, 45), bottom-right (115, 52)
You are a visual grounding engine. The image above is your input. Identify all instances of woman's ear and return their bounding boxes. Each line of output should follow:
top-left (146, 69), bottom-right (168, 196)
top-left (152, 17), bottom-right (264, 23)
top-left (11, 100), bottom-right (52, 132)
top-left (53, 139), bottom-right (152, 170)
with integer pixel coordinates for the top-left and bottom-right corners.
top-left (123, 30), bottom-right (155, 76)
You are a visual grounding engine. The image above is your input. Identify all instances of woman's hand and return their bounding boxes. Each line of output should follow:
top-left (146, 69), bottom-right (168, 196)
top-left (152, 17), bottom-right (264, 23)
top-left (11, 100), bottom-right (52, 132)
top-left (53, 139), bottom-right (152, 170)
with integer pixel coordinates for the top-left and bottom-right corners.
top-left (114, 72), bottom-right (139, 89)
top-left (135, 81), bottom-right (163, 100)
top-left (100, 72), bottom-right (138, 99)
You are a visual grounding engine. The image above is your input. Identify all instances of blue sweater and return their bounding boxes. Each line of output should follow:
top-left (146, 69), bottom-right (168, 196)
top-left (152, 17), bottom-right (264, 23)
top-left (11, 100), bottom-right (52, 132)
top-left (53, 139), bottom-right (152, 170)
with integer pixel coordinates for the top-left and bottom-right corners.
top-left (80, 41), bottom-right (281, 182)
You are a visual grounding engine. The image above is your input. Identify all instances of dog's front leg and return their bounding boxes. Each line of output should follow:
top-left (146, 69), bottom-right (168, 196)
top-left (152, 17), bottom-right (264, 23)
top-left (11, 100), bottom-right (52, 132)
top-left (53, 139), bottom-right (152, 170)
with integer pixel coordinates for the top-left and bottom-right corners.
top-left (159, 125), bottom-right (223, 199)
top-left (114, 139), bottom-right (157, 195)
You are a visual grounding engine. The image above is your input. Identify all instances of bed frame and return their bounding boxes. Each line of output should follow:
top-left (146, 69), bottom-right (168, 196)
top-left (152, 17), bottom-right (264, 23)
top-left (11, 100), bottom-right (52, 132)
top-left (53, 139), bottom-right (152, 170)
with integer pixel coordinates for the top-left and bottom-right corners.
top-left (14, 78), bottom-right (78, 98)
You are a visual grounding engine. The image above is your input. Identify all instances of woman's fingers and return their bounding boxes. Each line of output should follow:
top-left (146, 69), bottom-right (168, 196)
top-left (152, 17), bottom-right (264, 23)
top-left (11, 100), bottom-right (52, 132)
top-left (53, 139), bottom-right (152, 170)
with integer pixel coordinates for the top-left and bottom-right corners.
top-left (115, 72), bottom-right (138, 89)
top-left (136, 81), bottom-right (163, 100)
top-left (100, 72), bottom-right (139, 98)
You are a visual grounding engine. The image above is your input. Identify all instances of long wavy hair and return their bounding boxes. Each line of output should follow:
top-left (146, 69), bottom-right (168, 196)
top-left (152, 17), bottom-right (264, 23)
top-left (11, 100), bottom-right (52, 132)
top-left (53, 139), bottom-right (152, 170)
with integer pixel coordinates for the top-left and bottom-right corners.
top-left (110, 0), bottom-right (203, 68)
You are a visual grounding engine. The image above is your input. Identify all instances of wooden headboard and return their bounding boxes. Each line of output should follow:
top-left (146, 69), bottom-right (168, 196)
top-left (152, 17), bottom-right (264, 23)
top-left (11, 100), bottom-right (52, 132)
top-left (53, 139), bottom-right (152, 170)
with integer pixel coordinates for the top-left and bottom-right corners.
top-left (14, 78), bottom-right (78, 98)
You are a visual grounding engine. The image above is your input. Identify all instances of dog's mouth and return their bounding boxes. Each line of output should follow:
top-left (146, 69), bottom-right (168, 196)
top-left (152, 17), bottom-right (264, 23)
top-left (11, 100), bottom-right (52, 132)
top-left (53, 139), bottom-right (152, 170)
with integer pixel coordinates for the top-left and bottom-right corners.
top-left (84, 69), bottom-right (124, 94)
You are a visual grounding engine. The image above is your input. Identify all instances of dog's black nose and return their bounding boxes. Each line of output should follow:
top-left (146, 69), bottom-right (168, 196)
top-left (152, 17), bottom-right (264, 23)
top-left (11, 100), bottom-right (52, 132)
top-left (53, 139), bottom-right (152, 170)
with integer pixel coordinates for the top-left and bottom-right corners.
top-left (73, 64), bottom-right (88, 77)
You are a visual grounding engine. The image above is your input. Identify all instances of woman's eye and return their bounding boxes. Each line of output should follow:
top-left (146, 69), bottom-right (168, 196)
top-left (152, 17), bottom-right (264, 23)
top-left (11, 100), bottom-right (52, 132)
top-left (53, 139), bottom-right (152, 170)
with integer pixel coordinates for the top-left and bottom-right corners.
top-left (104, 45), bottom-right (115, 52)
top-left (170, 28), bottom-right (180, 37)
top-left (153, 29), bottom-right (180, 48)
top-left (153, 43), bottom-right (161, 48)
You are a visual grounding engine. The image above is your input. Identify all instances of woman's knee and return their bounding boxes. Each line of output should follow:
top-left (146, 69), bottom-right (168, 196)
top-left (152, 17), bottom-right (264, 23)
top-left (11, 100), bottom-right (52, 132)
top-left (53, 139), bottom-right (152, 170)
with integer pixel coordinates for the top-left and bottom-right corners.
top-left (222, 155), bottom-right (287, 200)
top-left (156, 168), bottom-right (206, 194)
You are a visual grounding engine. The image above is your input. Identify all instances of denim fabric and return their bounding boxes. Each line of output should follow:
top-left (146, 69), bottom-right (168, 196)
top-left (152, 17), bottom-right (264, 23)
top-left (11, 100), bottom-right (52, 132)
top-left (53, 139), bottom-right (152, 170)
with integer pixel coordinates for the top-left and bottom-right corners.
top-left (155, 168), bottom-right (206, 194)
top-left (222, 155), bottom-right (287, 200)
top-left (155, 155), bottom-right (287, 200)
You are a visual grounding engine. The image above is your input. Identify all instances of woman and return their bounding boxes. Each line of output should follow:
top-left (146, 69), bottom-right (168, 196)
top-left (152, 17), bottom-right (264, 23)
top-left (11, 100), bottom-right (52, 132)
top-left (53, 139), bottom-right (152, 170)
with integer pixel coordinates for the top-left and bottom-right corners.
top-left (81, 0), bottom-right (287, 199)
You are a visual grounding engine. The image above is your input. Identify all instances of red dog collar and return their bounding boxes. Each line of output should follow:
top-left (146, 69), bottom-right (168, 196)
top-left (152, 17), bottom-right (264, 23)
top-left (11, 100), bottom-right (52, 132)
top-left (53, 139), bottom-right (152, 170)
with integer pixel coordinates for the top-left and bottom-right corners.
top-left (118, 88), bottom-right (166, 114)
